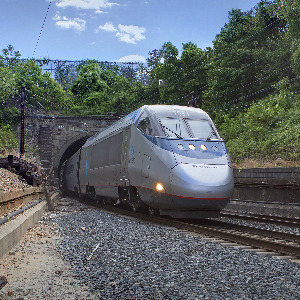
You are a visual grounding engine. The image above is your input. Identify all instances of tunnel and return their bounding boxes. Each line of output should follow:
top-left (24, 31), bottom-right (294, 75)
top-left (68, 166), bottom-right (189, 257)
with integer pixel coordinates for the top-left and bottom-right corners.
top-left (54, 135), bottom-right (90, 188)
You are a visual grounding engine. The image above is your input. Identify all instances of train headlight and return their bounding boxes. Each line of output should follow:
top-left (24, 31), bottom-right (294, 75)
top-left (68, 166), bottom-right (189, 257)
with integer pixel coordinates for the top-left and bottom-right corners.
top-left (200, 144), bottom-right (207, 151)
top-left (189, 144), bottom-right (196, 150)
top-left (156, 183), bottom-right (164, 192)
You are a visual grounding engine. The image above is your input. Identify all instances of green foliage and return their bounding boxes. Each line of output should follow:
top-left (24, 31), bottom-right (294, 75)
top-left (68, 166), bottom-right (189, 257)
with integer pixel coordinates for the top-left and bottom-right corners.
top-left (0, 45), bottom-right (71, 121)
top-left (15, 59), bottom-right (68, 111)
top-left (0, 45), bottom-right (20, 104)
top-left (70, 62), bottom-right (136, 114)
top-left (146, 42), bottom-right (208, 107)
top-left (0, 44), bottom-right (21, 69)
top-left (0, 107), bottom-right (20, 128)
top-left (0, 124), bottom-right (18, 150)
top-left (219, 87), bottom-right (300, 161)
top-left (1, 0), bottom-right (299, 163)
top-left (202, 0), bottom-right (298, 116)
top-left (0, 66), bottom-right (17, 103)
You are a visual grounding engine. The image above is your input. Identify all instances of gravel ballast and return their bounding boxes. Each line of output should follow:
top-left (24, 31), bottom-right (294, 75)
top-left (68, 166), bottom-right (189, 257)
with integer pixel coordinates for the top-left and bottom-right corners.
top-left (56, 198), bottom-right (300, 299)
top-left (0, 168), bottom-right (31, 192)
top-left (1, 197), bottom-right (300, 299)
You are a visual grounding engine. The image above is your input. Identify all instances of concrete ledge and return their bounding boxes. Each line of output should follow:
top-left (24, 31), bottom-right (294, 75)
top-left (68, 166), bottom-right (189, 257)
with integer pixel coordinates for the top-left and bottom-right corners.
top-left (50, 191), bottom-right (60, 209)
top-left (0, 201), bottom-right (47, 258)
top-left (227, 200), bottom-right (300, 218)
top-left (50, 192), bottom-right (60, 203)
top-left (0, 187), bottom-right (43, 204)
top-left (234, 168), bottom-right (300, 187)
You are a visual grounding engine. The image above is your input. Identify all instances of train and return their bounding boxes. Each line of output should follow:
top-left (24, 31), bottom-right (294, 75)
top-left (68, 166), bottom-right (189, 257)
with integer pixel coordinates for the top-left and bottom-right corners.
top-left (63, 105), bottom-right (234, 218)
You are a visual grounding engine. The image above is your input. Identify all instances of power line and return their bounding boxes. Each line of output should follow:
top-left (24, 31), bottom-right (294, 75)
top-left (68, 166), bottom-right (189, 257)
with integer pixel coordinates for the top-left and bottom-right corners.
top-left (32, 1), bottom-right (52, 58)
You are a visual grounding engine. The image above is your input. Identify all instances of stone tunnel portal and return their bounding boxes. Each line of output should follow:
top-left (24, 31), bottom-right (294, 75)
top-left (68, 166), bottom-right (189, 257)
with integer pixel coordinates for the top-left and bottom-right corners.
top-left (56, 135), bottom-right (89, 186)
top-left (25, 114), bottom-right (121, 188)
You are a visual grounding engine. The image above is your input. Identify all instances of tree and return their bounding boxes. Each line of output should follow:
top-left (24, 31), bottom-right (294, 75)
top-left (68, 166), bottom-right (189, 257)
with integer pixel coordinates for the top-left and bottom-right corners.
top-left (203, 1), bottom-right (298, 118)
top-left (71, 63), bottom-right (108, 100)
top-left (0, 44), bottom-right (21, 69)
top-left (0, 45), bottom-right (20, 104)
top-left (71, 61), bottom-right (137, 114)
top-left (180, 42), bottom-right (208, 107)
top-left (14, 59), bottom-right (68, 112)
top-left (145, 42), bottom-right (209, 107)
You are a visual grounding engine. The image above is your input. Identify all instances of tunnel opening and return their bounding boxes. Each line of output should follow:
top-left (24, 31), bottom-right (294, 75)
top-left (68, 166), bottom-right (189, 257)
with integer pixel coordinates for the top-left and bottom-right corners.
top-left (57, 135), bottom-right (89, 190)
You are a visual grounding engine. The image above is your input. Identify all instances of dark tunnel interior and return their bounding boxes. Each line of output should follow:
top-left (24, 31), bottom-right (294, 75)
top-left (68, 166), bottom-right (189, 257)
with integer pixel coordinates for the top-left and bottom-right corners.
top-left (57, 136), bottom-right (89, 186)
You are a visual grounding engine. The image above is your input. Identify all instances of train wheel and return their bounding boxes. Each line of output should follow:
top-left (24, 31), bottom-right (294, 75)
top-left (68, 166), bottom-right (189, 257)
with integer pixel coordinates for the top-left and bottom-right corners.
top-left (129, 186), bottom-right (139, 213)
top-left (148, 206), bottom-right (159, 216)
top-left (131, 202), bottom-right (138, 213)
top-left (74, 187), bottom-right (79, 197)
top-left (90, 190), bottom-right (97, 200)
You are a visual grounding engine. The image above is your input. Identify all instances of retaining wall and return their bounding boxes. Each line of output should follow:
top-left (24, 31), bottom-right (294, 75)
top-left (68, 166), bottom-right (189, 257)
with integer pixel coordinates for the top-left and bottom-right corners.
top-left (0, 201), bottom-right (47, 258)
top-left (0, 189), bottom-right (60, 258)
top-left (229, 167), bottom-right (300, 217)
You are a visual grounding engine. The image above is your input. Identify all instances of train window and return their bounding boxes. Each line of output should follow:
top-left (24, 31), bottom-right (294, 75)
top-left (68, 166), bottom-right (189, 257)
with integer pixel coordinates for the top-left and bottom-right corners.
top-left (137, 116), bottom-right (154, 136)
top-left (185, 119), bottom-right (219, 140)
top-left (160, 117), bottom-right (190, 138)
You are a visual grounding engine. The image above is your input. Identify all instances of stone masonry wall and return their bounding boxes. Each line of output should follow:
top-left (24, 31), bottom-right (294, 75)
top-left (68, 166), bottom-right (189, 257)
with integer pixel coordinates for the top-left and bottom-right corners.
top-left (25, 114), bottom-right (121, 182)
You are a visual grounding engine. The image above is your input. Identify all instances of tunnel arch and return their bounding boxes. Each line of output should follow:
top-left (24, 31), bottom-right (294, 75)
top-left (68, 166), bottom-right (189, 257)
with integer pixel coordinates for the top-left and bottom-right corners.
top-left (54, 133), bottom-right (90, 181)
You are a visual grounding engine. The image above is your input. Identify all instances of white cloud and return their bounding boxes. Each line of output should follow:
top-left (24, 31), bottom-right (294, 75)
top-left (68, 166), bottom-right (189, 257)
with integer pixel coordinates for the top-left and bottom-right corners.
top-left (117, 24), bottom-right (146, 44)
top-left (55, 0), bottom-right (118, 10)
top-left (97, 22), bottom-right (146, 44)
top-left (97, 22), bottom-right (117, 32)
top-left (118, 54), bottom-right (146, 63)
top-left (53, 13), bottom-right (86, 32)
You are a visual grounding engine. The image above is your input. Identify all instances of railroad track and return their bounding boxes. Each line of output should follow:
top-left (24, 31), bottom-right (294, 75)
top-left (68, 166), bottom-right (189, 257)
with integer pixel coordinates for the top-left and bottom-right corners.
top-left (221, 211), bottom-right (300, 228)
top-left (74, 198), bottom-right (300, 259)
top-left (152, 218), bottom-right (300, 259)
top-left (0, 187), bottom-right (45, 225)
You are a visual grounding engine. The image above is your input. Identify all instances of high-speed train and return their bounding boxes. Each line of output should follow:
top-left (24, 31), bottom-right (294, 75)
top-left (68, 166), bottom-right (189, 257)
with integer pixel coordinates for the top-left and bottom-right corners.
top-left (63, 105), bottom-right (234, 218)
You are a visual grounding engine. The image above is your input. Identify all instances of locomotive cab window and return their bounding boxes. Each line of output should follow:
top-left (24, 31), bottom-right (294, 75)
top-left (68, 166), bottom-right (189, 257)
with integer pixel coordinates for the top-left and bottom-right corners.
top-left (155, 110), bottom-right (220, 140)
top-left (137, 115), bottom-right (155, 136)
top-left (160, 117), bottom-right (189, 138)
top-left (184, 118), bottom-right (219, 140)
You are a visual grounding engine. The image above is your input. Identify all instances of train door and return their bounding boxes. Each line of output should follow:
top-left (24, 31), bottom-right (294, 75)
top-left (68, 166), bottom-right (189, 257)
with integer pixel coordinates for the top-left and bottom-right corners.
top-left (120, 127), bottom-right (130, 178)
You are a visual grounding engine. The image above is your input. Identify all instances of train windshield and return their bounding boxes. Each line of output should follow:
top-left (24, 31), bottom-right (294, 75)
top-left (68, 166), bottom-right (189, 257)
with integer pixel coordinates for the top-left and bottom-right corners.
top-left (137, 107), bottom-right (221, 140)
top-left (185, 118), bottom-right (219, 140)
top-left (159, 117), bottom-right (219, 140)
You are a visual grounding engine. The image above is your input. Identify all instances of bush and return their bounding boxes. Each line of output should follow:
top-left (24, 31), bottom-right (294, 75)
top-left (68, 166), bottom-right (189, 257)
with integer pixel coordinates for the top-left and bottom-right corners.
top-left (219, 89), bottom-right (300, 162)
top-left (0, 124), bottom-right (18, 150)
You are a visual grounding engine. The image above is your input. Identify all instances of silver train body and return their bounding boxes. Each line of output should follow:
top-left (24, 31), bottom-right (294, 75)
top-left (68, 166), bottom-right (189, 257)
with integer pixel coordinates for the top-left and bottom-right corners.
top-left (63, 105), bottom-right (234, 218)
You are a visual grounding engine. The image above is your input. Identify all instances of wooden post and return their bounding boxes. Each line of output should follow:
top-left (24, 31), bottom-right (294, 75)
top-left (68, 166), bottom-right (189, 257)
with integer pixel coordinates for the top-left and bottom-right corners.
top-left (20, 86), bottom-right (25, 157)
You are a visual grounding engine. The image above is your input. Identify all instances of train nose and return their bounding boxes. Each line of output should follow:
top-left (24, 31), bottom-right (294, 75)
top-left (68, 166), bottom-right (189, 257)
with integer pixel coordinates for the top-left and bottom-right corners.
top-left (169, 164), bottom-right (234, 198)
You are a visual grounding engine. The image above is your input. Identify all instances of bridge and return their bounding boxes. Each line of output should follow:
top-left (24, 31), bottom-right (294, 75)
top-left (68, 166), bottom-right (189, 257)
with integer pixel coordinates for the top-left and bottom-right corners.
top-left (25, 114), bottom-right (121, 185)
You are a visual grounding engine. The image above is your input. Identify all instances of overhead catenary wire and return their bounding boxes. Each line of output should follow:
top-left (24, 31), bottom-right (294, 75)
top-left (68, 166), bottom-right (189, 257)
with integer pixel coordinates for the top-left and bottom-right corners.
top-left (32, 1), bottom-right (52, 58)
top-left (26, 2), bottom-right (297, 113)
top-left (154, 4), bottom-right (297, 98)
top-left (7, 1), bottom-right (298, 118)
top-left (18, 51), bottom-right (300, 117)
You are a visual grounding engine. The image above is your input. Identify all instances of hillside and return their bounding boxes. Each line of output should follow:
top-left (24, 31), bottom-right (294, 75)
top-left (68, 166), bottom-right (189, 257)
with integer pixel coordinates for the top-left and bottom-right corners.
top-left (0, 0), bottom-right (299, 165)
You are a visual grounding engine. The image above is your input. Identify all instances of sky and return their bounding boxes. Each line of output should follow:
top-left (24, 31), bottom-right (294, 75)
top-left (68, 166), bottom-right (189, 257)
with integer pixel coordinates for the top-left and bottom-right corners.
top-left (0, 0), bottom-right (261, 63)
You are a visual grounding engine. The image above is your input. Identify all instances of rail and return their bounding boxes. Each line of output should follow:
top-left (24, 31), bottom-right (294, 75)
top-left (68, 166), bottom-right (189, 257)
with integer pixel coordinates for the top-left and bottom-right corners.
top-left (79, 201), bottom-right (300, 259)
top-left (221, 211), bottom-right (300, 228)
top-left (0, 187), bottom-right (44, 217)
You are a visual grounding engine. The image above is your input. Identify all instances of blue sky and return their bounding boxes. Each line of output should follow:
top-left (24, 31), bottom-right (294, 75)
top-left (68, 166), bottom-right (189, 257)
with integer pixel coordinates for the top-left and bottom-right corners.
top-left (0, 0), bottom-right (260, 62)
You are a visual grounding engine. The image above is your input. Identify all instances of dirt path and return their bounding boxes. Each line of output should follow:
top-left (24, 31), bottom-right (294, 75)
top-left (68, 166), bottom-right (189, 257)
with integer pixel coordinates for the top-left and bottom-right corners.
top-left (0, 213), bottom-right (96, 300)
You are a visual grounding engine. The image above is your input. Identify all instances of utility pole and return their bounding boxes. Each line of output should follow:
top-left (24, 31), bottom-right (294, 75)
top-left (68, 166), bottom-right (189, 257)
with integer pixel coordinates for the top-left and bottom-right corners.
top-left (20, 86), bottom-right (25, 157)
